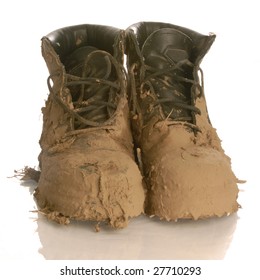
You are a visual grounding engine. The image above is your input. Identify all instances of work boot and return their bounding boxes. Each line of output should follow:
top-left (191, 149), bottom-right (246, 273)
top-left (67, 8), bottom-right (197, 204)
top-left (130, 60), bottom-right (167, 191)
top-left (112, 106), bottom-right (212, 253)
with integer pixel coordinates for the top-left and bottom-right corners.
top-left (126, 22), bottom-right (239, 221)
top-left (35, 24), bottom-right (145, 228)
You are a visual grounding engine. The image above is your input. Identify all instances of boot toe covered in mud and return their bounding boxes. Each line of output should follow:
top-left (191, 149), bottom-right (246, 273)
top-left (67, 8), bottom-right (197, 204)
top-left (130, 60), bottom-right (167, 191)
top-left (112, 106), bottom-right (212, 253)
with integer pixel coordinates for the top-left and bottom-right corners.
top-left (36, 25), bottom-right (145, 228)
top-left (126, 22), bottom-right (239, 221)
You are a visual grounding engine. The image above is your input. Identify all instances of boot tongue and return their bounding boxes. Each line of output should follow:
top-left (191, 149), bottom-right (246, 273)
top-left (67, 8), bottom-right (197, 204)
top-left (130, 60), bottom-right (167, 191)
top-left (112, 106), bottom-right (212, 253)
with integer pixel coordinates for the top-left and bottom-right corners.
top-left (63, 46), bottom-right (116, 128)
top-left (141, 28), bottom-right (193, 69)
top-left (141, 28), bottom-right (194, 122)
top-left (64, 46), bottom-right (110, 78)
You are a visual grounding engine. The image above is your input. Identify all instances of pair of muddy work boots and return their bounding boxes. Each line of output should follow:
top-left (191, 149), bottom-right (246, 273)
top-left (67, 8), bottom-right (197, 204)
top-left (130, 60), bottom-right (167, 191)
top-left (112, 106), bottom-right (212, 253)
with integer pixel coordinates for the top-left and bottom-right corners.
top-left (34, 22), bottom-right (239, 229)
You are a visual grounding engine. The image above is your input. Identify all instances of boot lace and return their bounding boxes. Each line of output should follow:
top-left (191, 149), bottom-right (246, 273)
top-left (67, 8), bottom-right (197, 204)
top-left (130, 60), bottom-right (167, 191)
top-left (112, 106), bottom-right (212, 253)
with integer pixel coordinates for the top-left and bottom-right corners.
top-left (47, 50), bottom-right (125, 131)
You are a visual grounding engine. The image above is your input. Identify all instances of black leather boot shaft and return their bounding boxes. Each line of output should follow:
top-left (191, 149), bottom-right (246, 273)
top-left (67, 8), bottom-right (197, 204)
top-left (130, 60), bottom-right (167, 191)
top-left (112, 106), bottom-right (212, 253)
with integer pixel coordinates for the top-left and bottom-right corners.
top-left (126, 22), bottom-right (215, 65)
top-left (44, 24), bottom-right (123, 64)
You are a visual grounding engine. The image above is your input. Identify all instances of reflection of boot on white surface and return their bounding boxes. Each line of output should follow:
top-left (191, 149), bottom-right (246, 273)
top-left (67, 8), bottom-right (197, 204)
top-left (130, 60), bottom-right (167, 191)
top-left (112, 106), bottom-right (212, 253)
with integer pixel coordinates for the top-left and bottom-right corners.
top-left (36, 214), bottom-right (237, 260)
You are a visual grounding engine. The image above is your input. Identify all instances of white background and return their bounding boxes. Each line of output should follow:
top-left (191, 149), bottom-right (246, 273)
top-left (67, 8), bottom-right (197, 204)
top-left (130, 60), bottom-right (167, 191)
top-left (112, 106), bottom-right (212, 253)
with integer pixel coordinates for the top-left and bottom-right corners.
top-left (0, 0), bottom-right (259, 276)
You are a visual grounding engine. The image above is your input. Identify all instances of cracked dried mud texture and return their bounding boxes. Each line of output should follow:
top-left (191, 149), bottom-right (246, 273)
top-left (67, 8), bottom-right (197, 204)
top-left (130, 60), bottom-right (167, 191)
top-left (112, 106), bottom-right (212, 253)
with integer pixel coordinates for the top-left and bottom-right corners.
top-left (35, 131), bottom-right (145, 228)
top-left (142, 95), bottom-right (239, 220)
top-left (34, 35), bottom-right (145, 229)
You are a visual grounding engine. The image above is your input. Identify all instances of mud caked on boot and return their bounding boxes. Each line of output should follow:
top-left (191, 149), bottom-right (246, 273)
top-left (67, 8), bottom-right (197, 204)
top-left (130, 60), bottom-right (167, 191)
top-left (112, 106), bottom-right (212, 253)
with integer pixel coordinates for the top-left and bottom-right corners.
top-left (35, 24), bottom-right (145, 228)
top-left (126, 22), bottom-right (239, 221)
